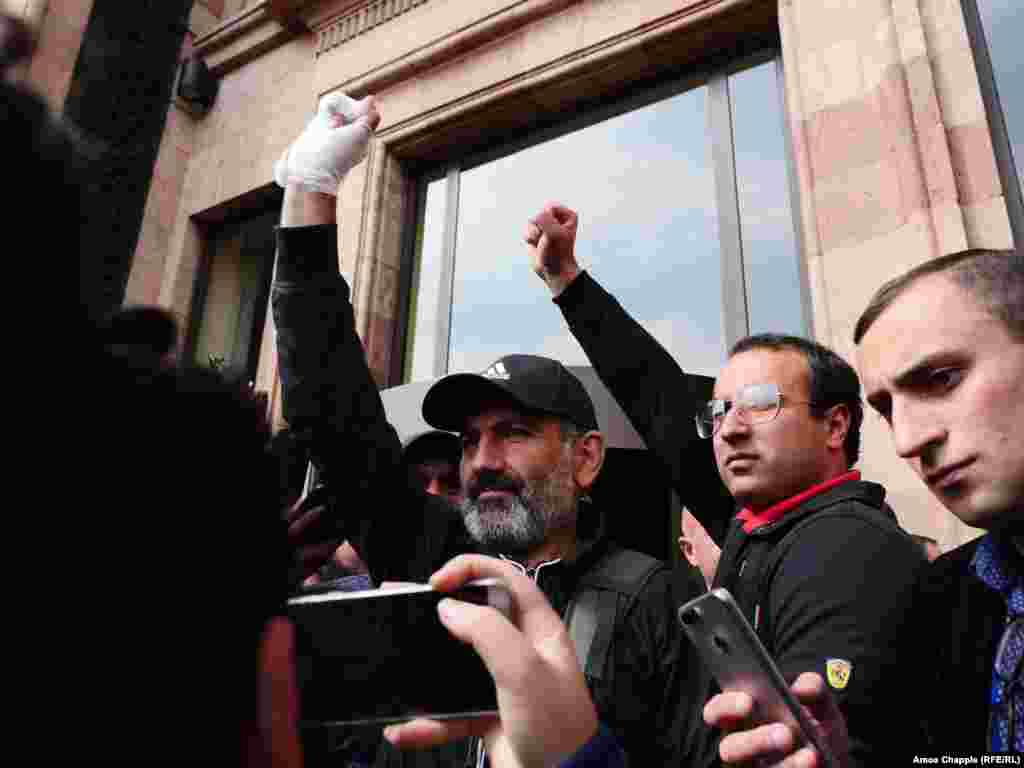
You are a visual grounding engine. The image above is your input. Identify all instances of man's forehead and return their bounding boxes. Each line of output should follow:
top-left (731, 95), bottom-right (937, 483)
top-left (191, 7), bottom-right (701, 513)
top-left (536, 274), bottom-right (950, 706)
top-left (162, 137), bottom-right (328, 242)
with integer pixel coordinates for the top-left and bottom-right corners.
top-left (714, 347), bottom-right (809, 397)
top-left (856, 273), bottom-right (983, 392)
top-left (461, 404), bottom-right (550, 431)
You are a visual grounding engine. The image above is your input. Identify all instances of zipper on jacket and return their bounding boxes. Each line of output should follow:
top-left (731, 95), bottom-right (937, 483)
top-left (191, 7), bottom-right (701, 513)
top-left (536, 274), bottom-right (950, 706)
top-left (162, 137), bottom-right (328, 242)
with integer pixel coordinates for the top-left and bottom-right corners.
top-left (473, 555), bottom-right (564, 768)
top-left (499, 554), bottom-right (563, 584)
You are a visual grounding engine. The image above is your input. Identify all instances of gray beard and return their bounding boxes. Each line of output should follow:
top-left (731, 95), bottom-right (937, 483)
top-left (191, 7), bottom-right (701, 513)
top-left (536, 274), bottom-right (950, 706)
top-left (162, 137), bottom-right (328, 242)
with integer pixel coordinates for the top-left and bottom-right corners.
top-left (460, 457), bottom-right (577, 556)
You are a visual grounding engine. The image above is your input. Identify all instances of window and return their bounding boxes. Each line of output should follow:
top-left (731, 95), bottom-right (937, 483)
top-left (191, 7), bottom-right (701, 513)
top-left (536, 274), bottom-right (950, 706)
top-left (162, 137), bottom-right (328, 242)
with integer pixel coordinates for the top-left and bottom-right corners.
top-left (729, 62), bottom-right (805, 336)
top-left (188, 208), bottom-right (278, 383)
top-left (403, 53), bottom-right (804, 381)
top-left (965, 0), bottom-right (1024, 244)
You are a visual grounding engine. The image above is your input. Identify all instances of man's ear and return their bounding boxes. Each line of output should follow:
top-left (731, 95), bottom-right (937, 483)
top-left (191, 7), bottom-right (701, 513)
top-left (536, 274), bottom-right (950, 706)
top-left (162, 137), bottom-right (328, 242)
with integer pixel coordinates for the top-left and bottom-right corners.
top-left (573, 430), bottom-right (606, 492)
top-left (679, 535), bottom-right (697, 567)
top-left (823, 403), bottom-right (852, 454)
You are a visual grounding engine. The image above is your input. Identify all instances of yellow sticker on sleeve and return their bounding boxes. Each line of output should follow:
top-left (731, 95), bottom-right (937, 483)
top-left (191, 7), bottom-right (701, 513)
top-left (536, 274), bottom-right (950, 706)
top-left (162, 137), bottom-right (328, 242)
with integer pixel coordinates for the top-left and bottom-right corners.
top-left (825, 658), bottom-right (852, 690)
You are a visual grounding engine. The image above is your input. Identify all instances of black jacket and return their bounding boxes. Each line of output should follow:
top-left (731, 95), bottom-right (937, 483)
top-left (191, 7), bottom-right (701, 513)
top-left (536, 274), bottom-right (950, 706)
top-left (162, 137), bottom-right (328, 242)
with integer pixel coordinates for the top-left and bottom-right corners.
top-left (913, 536), bottom-right (1006, 753)
top-left (271, 224), bottom-right (708, 766)
top-left (713, 481), bottom-right (924, 764)
top-left (555, 270), bottom-right (926, 765)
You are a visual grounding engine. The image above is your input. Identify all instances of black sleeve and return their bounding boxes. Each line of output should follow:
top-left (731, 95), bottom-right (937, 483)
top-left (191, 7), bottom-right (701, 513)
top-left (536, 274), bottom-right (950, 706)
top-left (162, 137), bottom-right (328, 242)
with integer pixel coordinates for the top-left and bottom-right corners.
top-left (272, 224), bottom-right (466, 582)
top-left (909, 543), bottom-right (998, 753)
top-left (765, 513), bottom-right (924, 766)
top-left (554, 271), bottom-right (734, 544)
top-left (597, 567), bottom-right (713, 766)
top-left (906, 565), bottom-right (941, 752)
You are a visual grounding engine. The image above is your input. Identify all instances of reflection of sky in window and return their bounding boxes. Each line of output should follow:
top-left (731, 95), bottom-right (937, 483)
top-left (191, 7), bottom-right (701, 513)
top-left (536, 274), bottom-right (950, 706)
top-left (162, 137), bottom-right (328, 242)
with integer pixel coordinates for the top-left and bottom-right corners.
top-left (448, 85), bottom-right (727, 378)
top-left (405, 178), bottom-right (447, 381)
top-left (978, 0), bottom-right (1023, 201)
top-left (730, 62), bottom-right (804, 337)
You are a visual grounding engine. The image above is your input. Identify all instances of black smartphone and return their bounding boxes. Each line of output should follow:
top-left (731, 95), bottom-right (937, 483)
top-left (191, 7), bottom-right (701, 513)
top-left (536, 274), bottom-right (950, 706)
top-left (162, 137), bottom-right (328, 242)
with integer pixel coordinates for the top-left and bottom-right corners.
top-left (288, 579), bottom-right (512, 727)
top-left (678, 588), bottom-right (837, 768)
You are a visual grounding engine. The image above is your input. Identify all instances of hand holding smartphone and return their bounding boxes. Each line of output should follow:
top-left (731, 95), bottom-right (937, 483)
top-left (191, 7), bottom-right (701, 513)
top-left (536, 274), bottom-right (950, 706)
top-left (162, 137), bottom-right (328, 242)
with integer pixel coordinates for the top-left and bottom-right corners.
top-left (678, 588), bottom-right (837, 768)
top-left (383, 554), bottom-right (602, 768)
top-left (289, 579), bottom-right (512, 727)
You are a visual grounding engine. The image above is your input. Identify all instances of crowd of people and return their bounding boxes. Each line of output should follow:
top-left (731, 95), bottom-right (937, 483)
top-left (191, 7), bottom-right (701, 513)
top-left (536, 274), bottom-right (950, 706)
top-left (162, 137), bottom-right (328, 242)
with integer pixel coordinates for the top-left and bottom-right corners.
top-left (34, 5), bottom-right (1021, 764)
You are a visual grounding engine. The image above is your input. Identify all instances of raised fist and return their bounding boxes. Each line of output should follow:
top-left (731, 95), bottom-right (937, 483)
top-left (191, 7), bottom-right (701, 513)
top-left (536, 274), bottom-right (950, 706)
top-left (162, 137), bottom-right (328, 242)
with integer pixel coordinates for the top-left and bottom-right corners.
top-left (274, 92), bottom-right (381, 195)
top-left (525, 203), bottom-right (580, 297)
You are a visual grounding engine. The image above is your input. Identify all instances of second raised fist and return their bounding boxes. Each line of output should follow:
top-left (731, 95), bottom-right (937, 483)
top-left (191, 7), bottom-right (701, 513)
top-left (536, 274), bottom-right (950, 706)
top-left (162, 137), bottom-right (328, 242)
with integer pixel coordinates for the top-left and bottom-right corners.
top-left (525, 202), bottom-right (581, 297)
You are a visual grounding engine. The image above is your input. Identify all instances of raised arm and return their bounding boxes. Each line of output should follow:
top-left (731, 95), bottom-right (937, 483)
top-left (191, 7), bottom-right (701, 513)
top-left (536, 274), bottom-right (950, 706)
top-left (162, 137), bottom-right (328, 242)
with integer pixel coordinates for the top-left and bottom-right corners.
top-left (273, 93), bottom-right (399, 495)
top-left (526, 203), bottom-right (733, 543)
top-left (273, 94), bottom-right (465, 582)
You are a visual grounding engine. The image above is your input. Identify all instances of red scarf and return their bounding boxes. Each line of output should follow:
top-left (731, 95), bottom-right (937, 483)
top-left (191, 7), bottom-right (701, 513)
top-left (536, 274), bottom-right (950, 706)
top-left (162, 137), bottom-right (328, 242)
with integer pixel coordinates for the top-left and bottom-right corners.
top-left (736, 470), bottom-right (861, 533)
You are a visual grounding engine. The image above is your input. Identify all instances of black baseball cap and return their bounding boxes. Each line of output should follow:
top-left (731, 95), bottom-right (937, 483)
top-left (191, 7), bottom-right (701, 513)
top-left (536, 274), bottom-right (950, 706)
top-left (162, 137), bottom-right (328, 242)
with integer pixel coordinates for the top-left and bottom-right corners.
top-left (401, 430), bottom-right (461, 466)
top-left (422, 354), bottom-right (599, 432)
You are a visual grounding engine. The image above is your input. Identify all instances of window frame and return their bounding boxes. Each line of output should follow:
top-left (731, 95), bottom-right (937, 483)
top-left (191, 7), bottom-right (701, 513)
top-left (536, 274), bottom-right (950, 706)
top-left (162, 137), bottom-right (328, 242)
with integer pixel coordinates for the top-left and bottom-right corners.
top-left (398, 47), bottom-right (806, 381)
top-left (960, 0), bottom-right (1024, 248)
top-left (185, 203), bottom-right (281, 383)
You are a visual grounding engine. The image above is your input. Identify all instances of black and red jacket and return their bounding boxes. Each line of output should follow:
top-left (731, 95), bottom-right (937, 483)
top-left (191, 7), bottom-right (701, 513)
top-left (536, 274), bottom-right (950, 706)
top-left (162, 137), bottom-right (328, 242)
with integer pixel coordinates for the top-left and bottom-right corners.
top-left (555, 269), bottom-right (927, 766)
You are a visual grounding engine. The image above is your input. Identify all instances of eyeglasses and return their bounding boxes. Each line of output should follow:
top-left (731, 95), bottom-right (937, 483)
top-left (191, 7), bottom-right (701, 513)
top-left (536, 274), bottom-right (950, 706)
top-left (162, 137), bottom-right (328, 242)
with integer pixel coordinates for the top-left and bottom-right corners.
top-left (988, 615), bottom-right (1024, 750)
top-left (695, 383), bottom-right (822, 439)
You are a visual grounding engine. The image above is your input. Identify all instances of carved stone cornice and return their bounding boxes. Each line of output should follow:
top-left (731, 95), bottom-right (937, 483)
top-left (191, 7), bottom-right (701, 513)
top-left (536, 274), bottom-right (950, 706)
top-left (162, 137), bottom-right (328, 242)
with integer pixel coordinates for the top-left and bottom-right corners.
top-left (190, 0), bottom-right (334, 74)
top-left (188, 0), bottom-right (413, 75)
top-left (191, 2), bottom-right (294, 75)
top-left (314, 0), bottom-right (432, 58)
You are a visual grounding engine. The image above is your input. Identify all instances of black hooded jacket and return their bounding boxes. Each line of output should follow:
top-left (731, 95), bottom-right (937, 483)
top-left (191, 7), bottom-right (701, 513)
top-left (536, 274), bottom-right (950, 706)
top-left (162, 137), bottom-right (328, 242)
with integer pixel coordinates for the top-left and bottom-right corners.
top-left (553, 269), bottom-right (927, 766)
top-left (272, 224), bottom-right (712, 766)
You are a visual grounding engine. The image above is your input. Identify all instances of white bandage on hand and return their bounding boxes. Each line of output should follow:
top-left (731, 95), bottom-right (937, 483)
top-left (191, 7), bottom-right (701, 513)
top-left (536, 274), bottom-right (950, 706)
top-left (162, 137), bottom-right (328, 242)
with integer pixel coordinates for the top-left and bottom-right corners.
top-left (274, 92), bottom-right (375, 195)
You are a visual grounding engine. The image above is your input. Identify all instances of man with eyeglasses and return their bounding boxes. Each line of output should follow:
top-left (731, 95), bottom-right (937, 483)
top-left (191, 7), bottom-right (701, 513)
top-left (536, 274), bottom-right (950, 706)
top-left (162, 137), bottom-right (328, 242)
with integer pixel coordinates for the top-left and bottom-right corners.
top-left (707, 250), bottom-right (1023, 765)
top-left (525, 202), bottom-right (924, 767)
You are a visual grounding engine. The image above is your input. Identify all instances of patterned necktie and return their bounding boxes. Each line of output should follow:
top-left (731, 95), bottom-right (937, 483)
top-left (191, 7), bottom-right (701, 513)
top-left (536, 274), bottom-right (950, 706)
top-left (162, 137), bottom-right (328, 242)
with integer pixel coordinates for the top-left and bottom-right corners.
top-left (974, 535), bottom-right (1024, 752)
top-left (991, 616), bottom-right (1024, 752)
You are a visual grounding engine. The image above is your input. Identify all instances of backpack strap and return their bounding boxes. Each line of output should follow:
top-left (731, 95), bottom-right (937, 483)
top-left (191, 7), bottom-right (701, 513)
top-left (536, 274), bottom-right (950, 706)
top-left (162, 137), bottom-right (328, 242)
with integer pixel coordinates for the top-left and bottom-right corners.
top-left (566, 547), bottom-right (664, 681)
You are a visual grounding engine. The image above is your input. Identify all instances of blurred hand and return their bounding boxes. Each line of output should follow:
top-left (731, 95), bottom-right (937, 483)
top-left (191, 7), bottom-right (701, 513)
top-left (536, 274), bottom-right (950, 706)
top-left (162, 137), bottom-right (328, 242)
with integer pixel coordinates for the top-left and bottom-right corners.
top-left (525, 202), bottom-right (580, 297)
top-left (284, 487), bottom-right (343, 584)
top-left (384, 554), bottom-right (599, 768)
top-left (274, 92), bottom-right (381, 195)
top-left (704, 672), bottom-right (850, 768)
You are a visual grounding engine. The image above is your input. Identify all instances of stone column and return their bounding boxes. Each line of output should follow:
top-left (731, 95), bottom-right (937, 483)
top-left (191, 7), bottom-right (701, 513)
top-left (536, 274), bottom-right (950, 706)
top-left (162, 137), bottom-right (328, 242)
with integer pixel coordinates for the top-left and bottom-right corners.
top-left (342, 141), bottom-right (408, 387)
top-left (779, 0), bottom-right (1010, 547)
top-left (68, 0), bottom-right (196, 322)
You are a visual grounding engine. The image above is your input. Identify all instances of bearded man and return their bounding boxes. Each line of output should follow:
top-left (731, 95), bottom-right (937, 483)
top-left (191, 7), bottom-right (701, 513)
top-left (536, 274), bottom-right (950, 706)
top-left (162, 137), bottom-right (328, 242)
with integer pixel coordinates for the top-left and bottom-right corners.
top-left (270, 94), bottom-right (709, 764)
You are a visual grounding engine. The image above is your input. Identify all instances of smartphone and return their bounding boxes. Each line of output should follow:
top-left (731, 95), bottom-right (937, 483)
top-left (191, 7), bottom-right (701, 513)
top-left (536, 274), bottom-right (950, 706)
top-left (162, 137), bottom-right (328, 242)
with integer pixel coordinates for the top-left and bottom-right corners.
top-left (288, 579), bottom-right (513, 727)
top-left (678, 588), bottom-right (836, 768)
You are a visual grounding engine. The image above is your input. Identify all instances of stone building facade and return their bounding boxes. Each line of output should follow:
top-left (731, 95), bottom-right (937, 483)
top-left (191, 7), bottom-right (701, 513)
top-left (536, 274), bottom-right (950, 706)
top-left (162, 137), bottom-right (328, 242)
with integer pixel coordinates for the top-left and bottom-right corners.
top-left (33, 0), bottom-right (1023, 554)
top-left (3, 0), bottom-right (92, 109)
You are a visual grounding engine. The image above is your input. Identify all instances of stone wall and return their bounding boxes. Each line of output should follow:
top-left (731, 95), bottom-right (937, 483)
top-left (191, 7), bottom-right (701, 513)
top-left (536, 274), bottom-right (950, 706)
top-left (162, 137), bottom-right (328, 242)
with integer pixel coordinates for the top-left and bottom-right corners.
top-left (10, 0), bottom-right (92, 110)
top-left (126, 0), bottom-right (1017, 550)
top-left (780, 0), bottom-right (1012, 546)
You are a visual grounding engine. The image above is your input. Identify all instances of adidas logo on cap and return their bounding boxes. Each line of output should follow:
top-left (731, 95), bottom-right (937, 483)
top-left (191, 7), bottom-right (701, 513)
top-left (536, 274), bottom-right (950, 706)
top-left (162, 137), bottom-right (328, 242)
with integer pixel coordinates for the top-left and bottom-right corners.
top-left (422, 354), bottom-right (598, 432)
top-left (482, 361), bottom-right (511, 380)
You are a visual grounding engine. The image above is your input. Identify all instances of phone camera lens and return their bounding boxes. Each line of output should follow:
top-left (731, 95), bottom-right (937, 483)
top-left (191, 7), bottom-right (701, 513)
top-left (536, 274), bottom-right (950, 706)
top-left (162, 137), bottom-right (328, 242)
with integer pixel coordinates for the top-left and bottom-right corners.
top-left (679, 606), bottom-right (701, 626)
top-left (712, 632), bottom-right (730, 655)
